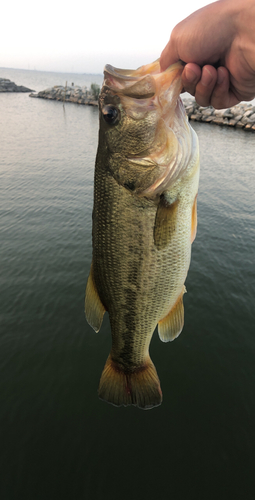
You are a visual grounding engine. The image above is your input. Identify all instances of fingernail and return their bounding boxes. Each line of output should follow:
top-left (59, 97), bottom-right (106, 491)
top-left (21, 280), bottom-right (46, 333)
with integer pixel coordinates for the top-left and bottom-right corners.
top-left (185, 67), bottom-right (198, 84)
top-left (201, 67), bottom-right (213, 87)
top-left (217, 68), bottom-right (224, 85)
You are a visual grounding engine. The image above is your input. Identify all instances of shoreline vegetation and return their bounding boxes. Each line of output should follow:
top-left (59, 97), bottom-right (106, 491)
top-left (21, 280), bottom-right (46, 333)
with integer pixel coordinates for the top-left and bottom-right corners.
top-left (2, 77), bottom-right (255, 131)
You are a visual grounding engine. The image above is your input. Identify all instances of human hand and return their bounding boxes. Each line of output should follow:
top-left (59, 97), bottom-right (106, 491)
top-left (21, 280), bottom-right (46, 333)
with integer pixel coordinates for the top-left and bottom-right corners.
top-left (160, 0), bottom-right (255, 109)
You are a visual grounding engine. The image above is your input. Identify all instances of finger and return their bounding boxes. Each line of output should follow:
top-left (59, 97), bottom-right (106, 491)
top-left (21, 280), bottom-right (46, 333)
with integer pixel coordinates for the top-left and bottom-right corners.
top-left (210, 67), bottom-right (240, 109)
top-left (181, 63), bottom-right (202, 96)
top-left (193, 65), bottom-right (217, 107)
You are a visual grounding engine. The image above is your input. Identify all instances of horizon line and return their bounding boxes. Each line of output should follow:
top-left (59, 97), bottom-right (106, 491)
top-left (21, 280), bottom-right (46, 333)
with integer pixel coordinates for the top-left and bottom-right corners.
top-left (0, 66), bottom-right (104, 76)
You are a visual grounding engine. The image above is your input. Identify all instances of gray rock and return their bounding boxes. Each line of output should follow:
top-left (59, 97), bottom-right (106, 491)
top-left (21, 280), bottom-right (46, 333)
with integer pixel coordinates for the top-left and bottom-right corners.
top-left (236, 121), bottom-right (244, 128)
top-left (214, 109), bottom-right (225, 117)
top-left (228, 119), bottom-right (238, 126)
top-left (0, 77), bottom-right (33, 92)
top-left (241, 116), bottom-right (252, 125)
top-left (213, 117), bottom-right (224, 125)
top-left (202, 108), bottom-right (213, 116)
top-left (190, 113), bottom-right (202, 121)
top-left (203, 116), bottom-right (215, 122)
top-left (222, 109), bottom-right (234, 118)
top-left (185, 106), bottom-right (195, 115)
top-left (232, 114), bottom-right (243, 122)
top-left (242, 108), bottom-right (255, 118)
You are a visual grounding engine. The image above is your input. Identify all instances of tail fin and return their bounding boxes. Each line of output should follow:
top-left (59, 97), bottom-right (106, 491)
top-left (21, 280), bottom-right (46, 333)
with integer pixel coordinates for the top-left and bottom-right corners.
top-left (98, 355), bottom-right (162, 410)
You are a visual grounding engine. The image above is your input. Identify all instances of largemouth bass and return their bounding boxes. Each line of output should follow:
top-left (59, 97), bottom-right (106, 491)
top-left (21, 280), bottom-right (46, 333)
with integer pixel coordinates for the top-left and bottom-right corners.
top-left (85, 60), bottom-right (199, 409)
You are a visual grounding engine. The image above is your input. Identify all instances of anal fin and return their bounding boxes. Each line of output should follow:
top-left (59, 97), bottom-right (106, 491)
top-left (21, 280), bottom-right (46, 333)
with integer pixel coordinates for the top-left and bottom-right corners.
top-left (85, 263), bottom-right (105, 332)
top-left (158, 286), bottom-right (186, 342)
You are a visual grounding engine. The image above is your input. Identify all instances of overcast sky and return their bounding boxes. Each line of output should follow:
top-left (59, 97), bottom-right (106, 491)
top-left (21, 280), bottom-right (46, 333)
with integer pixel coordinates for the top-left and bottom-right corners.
top-left (2, 0), bottom-right (213, 74)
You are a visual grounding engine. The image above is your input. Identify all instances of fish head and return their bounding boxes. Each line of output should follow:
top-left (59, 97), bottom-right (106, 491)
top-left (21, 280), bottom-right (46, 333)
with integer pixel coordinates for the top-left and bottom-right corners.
top-left (98, 60), bottom-right (198, 196)
top-left (99, 62), bottom-right (160, 157)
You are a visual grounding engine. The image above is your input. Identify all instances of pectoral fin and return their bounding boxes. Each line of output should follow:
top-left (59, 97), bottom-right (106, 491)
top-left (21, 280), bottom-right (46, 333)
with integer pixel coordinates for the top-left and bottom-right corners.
top-left (85, 263), bottom-right (105, 332)
top-left (158, 286), bottom-right (186, 342)
top-left (154, 196), bottom-right (179, 250)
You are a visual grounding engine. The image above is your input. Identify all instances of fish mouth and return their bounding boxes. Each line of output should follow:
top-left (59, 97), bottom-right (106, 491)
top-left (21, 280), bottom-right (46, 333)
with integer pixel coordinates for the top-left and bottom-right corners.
top-left (104, 59), bottom-right (161, 80)
top-left (102, 60), bottom-right (197, 195)
top-left (103, 59), bottom-right (184, 105)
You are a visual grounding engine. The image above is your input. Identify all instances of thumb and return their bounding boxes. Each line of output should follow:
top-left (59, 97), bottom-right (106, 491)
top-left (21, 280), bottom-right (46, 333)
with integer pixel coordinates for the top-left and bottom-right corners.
top-left (160, 36), bottom-right (180, 71)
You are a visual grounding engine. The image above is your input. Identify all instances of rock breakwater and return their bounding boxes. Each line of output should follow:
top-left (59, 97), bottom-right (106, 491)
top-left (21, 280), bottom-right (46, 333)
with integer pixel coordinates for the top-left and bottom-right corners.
top-left (29, 84), bottom-right (255, 131)
top-left (0, 78), bottom-right (33, 93)
top-left (30, 84), bottom-right (98, 106)
top-left (182, 97), bottom-right (255, 131)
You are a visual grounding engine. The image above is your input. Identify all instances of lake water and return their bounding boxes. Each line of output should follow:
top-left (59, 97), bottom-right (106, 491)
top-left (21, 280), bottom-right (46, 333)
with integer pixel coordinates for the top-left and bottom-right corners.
top-left (1, 67), bottom-right (255, 500)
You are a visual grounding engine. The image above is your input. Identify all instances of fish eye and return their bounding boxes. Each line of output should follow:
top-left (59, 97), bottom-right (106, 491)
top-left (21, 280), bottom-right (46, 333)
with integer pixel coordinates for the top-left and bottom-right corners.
top-left (102, 105), bottom-right (119, 125)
